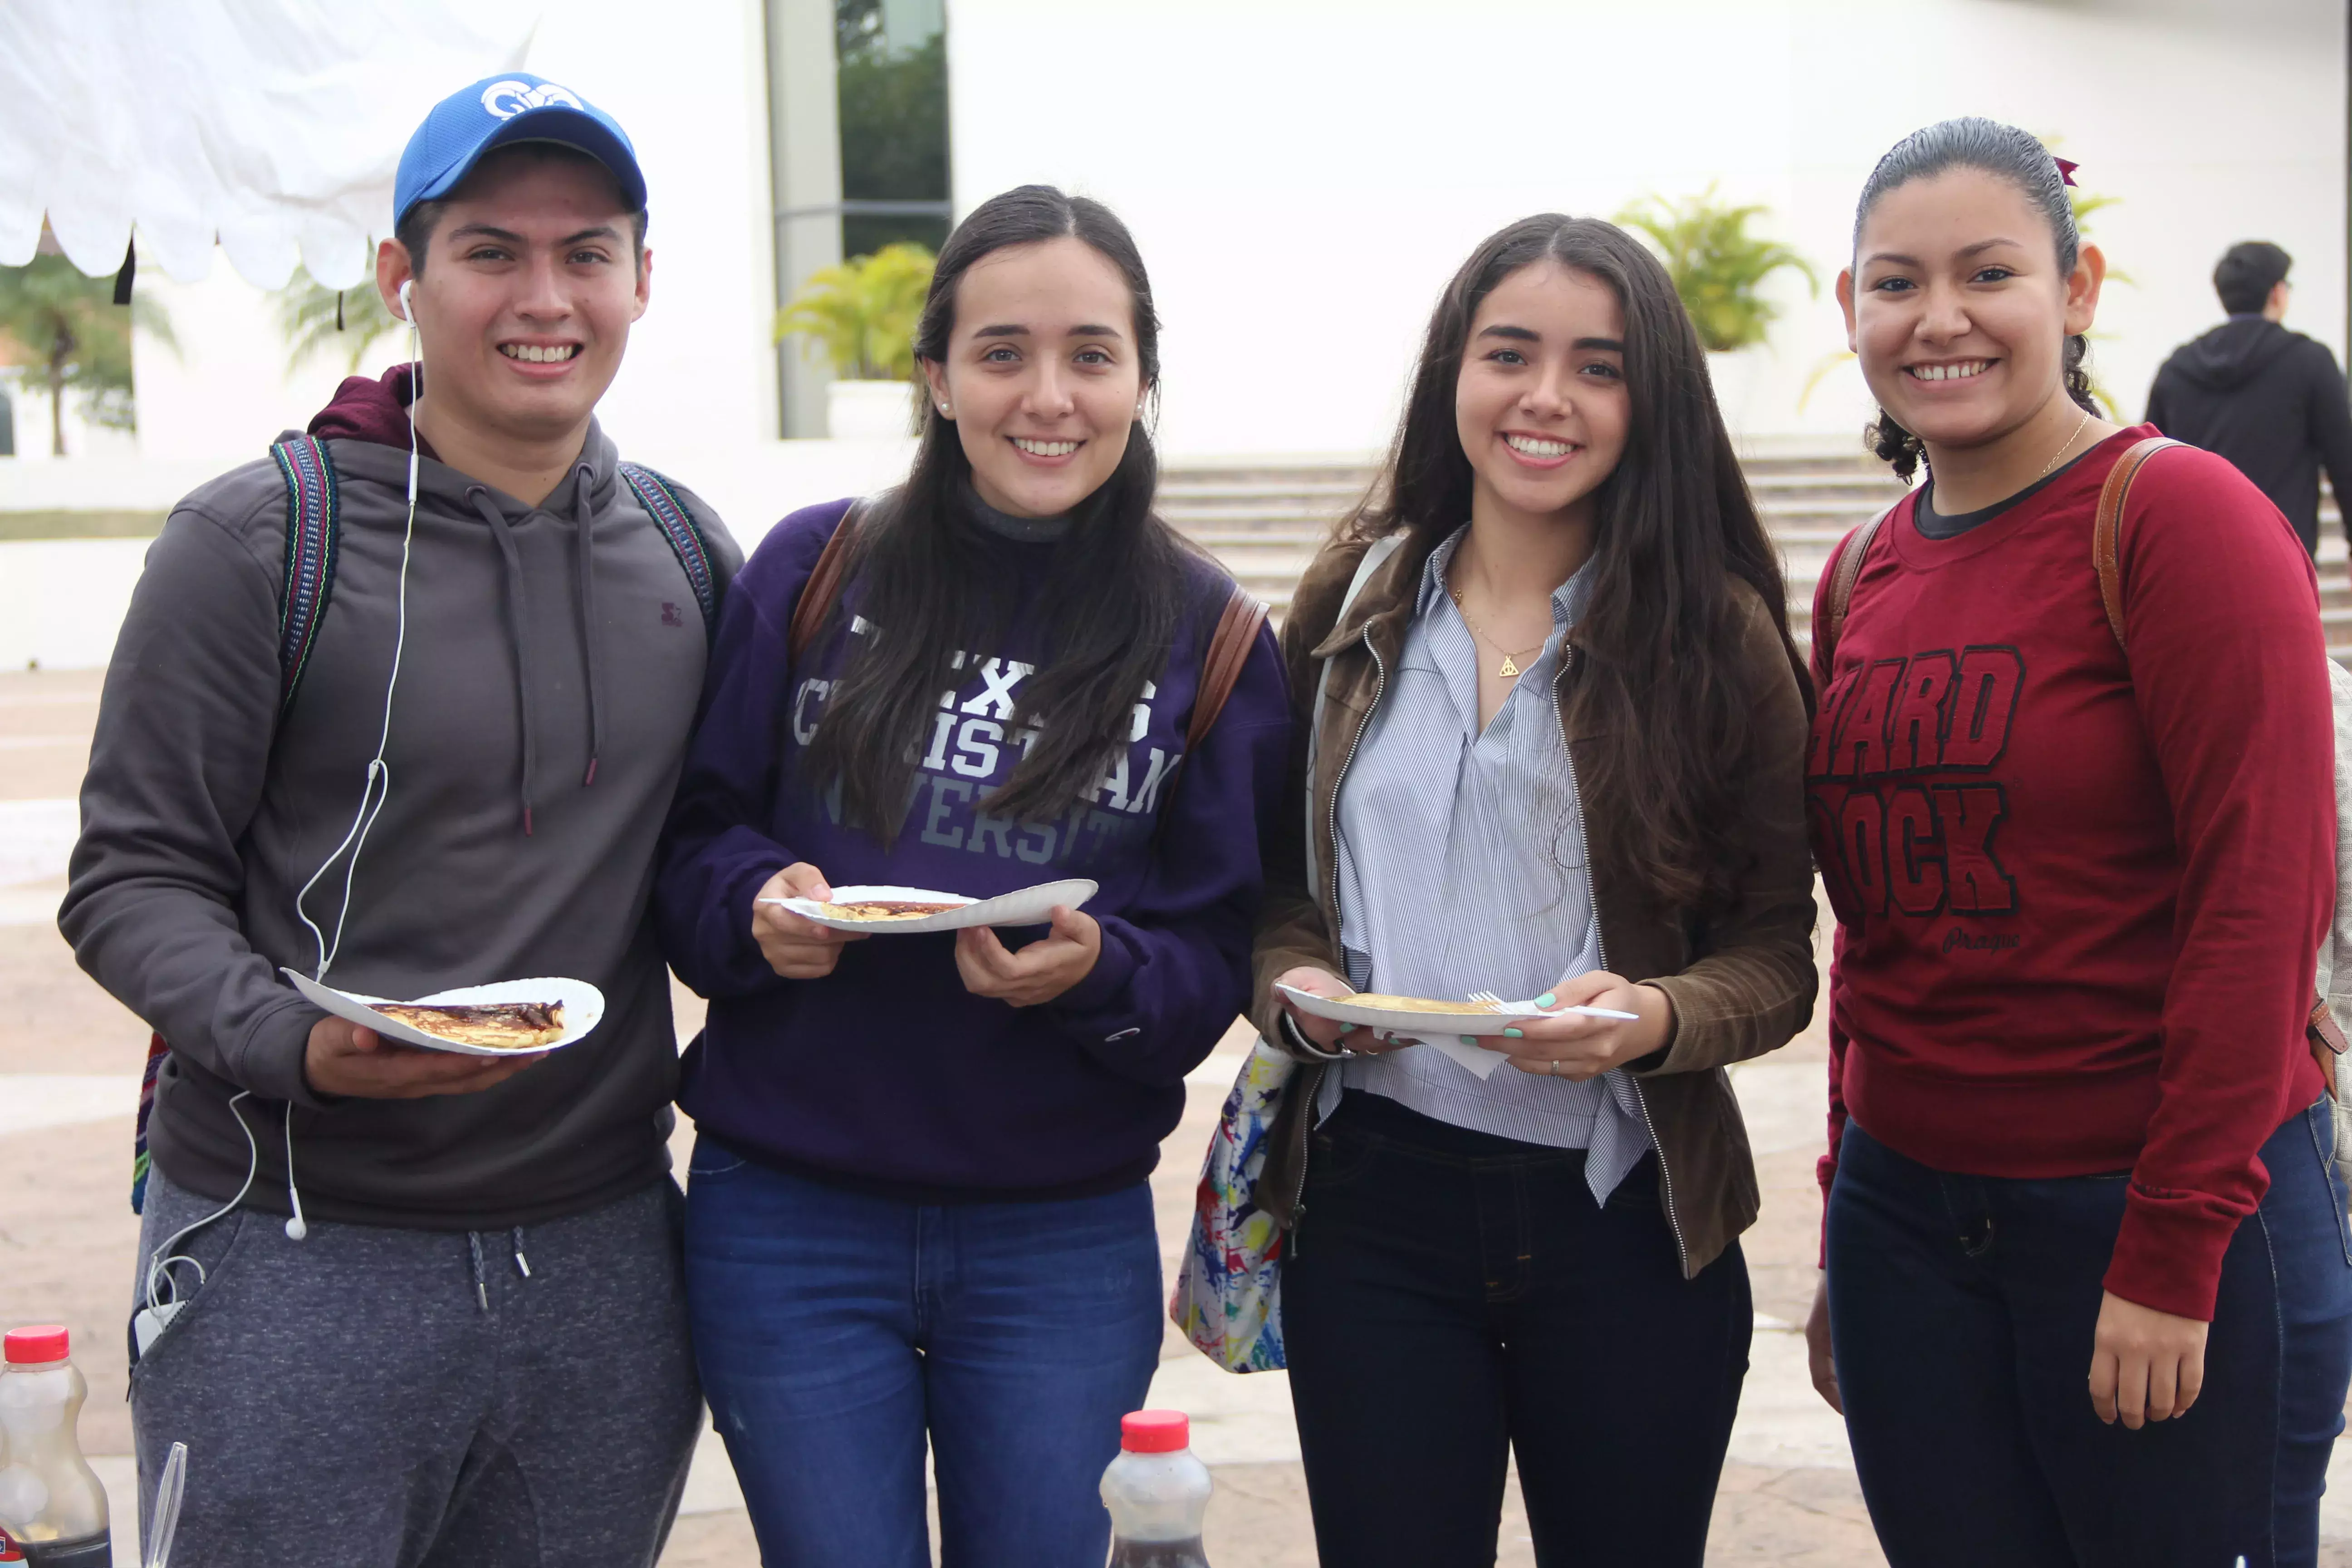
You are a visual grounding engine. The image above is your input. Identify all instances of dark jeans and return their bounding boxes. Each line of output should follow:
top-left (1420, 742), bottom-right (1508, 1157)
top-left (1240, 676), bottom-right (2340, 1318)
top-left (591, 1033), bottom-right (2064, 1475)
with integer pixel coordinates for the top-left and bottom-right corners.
top-left (1827, 1101), bottom-right (2352, 1568)
top-left (1283, 1091), bottom-right (1752, 1568)
top-left (681, 1137), bottom-right (1163, 1568)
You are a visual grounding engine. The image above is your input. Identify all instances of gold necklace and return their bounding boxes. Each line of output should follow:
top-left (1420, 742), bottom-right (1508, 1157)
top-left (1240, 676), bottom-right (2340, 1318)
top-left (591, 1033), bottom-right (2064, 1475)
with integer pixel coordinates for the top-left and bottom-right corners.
top-left (1447, 582), bottom-right (1547, 679)
top-left (2038, 407), bottom-right (2094, 480)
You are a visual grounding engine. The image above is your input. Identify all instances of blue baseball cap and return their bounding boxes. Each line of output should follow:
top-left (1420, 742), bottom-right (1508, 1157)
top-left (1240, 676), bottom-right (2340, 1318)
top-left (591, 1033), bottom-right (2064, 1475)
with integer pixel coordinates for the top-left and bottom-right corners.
top-left (394, 74), bottom-right (647, 229)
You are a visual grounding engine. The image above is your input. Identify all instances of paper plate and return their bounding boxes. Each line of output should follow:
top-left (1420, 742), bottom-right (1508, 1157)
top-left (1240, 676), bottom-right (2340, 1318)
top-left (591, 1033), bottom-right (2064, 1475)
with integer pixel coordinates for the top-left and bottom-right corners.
top-left (1275, 983), bottom-right (1546, 1039)
top-left (761, 878), bottom-right (1098, 936)
top-left (284, 970), bottom-right (605, 1057)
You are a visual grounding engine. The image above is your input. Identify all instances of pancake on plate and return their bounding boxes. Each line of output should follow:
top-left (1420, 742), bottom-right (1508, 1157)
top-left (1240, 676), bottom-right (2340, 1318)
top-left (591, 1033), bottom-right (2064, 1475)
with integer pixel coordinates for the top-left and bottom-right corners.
top-left (819, 899), bottom-right (970, 921)
top-left (1344, 994), bottom-right (1504, 1015)
top-left (372, 1001), bottom-right (566, 1050)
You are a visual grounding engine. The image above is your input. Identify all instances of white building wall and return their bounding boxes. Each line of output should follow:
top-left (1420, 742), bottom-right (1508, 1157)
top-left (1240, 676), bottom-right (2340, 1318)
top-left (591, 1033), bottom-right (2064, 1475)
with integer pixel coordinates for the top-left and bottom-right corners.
top-left (948, 0), bottom-right (2347, 454)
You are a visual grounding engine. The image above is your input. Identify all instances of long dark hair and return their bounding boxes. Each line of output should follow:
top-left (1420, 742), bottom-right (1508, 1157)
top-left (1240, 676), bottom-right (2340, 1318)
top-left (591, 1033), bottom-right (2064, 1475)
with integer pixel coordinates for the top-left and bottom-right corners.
top-left (1345, 214), bottom-right (1809, 917)
top-left (802, 185), bottom-right (1199, 836)
top-left (1853, 117), bottom-right (2101, 482)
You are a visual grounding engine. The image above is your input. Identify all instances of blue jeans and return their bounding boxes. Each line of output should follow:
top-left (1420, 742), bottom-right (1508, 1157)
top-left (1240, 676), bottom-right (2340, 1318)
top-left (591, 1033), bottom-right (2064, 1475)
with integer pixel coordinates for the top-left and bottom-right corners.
top-left (681, 1137), bottom-right (1163, 1568)
top-left (1827, 1099), bottom-right (2352, 1568)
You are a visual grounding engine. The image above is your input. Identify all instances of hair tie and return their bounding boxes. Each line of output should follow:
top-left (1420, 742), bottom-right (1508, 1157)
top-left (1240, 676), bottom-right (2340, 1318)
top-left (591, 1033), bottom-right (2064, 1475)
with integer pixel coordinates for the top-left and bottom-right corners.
top-left (2054, 156), bottom-right (2079, 188)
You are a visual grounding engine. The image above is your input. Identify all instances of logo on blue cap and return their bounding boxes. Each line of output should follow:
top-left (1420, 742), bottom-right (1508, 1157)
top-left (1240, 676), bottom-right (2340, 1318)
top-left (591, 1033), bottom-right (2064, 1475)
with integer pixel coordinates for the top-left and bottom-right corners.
top-left (479, 79), bottom-right (585, 119)
top-left (395, 73), bottom-right (647, 230)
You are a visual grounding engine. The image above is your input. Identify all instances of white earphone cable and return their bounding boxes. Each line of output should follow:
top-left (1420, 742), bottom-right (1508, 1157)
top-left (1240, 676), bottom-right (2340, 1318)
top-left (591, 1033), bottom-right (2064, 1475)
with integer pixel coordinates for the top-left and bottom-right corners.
top-left (294, 278), bottom-right (421, 984)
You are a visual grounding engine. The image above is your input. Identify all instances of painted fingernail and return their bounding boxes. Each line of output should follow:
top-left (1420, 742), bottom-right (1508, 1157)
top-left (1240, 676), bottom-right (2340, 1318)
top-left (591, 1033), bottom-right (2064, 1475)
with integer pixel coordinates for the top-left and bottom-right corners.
top-left (1503, 1028), bottom-right (1523, 1039)
top-left (1460, 1035), bottom-right (1475, 1044)
top-left (1536, 993), bottom-right (1557, 1008)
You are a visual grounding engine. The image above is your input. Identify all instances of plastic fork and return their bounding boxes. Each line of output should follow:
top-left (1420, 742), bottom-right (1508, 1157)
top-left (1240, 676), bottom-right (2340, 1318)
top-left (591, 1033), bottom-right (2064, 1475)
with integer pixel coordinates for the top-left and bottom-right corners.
top-left (1467, 989), bottom-right (1639, 1021)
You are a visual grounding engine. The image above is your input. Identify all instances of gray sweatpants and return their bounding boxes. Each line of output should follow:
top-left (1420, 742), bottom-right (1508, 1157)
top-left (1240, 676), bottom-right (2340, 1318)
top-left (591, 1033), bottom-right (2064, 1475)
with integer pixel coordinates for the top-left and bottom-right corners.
top-left (129, 1167), bottom-right (701, 1568)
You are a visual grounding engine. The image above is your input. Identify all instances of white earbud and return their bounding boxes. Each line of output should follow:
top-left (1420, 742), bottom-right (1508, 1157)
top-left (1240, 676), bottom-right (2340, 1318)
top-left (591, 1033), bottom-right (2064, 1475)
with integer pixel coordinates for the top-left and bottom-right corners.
top-left (397, 278), bottom-right (415, 322)
top-left (283, 1109), bottom-right (309, 1241)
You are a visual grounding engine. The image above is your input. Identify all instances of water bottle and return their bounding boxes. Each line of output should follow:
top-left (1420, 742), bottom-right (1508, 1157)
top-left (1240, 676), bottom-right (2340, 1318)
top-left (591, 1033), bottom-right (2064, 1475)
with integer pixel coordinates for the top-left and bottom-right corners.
top-left (0, 1328), bottom-right (110, 1565)
top-left (1101, 1409), bottom-right (1211, 1568)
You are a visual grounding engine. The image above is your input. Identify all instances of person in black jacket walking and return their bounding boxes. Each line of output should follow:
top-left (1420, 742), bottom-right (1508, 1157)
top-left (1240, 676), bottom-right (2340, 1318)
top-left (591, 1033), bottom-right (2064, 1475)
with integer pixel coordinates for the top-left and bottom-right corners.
top-left (2147, 240), bottom-right (2352, 556)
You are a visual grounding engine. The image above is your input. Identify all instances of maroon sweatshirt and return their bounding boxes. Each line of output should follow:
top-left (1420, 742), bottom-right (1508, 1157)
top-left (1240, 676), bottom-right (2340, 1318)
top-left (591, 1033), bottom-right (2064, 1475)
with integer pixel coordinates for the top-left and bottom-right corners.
top-left (1807, 426), bottom-right (2334, 1321)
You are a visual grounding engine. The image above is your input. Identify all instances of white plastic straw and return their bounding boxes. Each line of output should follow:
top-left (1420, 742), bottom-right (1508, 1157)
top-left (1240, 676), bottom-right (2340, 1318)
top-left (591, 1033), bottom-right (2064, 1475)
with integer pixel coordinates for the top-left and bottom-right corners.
top-left (146, 1441), bottom-right (187, 1568)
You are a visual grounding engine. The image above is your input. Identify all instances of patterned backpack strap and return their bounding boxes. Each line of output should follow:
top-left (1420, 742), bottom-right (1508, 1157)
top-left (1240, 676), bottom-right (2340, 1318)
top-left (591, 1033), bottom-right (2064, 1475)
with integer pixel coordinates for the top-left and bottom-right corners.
top-left (134, 439), bottom-right (343, 1213)
top-left (129, 1030), bottom-right (170, 1215)
top-left (619, 462), bottom-right (725, 640)
top-left (270, 434), bottom-right (342, 715)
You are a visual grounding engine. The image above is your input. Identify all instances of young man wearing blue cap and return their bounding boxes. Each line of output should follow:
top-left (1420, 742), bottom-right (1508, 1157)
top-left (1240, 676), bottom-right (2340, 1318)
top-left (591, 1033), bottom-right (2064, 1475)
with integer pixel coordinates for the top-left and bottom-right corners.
top-left (63, 75), bottom-right (739, 1566)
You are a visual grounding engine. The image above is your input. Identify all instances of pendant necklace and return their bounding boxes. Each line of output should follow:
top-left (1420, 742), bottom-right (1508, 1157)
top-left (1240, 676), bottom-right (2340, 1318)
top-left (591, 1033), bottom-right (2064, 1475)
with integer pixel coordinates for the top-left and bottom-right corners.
top-left (1448, 581), bottom-right (1546, 679)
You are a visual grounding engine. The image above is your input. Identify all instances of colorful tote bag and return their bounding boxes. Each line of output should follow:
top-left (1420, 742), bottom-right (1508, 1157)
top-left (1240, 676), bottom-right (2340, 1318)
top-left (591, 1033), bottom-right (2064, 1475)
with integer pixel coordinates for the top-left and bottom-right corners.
top-left (1169, 534), bottom-right (1403, 1372)
top-left (1171, 1039), bottom-right (1298, 1372)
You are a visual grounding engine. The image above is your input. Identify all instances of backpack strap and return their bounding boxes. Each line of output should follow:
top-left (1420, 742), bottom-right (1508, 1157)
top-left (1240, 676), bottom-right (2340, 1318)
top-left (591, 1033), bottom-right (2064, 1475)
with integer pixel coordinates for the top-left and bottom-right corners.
top-left (1818, 504), bottom-right (1896, 676)
top-left (142, 435), bottom-right (341, 1212)
top-left (1188, 584), bottom-right (1271, 753)
top-left (269, 435), bottom-right (341, 715)
top-left (618, 462), bottom-right (726, 640)
top-left (2079, 436), bottom-right (2345, 1083)
top-left (788, 500), bottom-right (867, 662)
top-left (129, 1029), bottom-right (169, 1215)
top-left (2089, 436), bottom-right (2185, 655)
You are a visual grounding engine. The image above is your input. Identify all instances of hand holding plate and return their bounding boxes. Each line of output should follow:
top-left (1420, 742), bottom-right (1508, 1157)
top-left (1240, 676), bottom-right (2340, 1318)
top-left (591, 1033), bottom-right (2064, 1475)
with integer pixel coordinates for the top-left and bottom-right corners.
top-left (302, 1014), bottom-right (545, 1099)
top-left (955, 905), bottom-right (1101, 1007)
top-left (1484, 970), bottom-right (1673, 1080)
top-left (753, 863), bottom-right (867, 978)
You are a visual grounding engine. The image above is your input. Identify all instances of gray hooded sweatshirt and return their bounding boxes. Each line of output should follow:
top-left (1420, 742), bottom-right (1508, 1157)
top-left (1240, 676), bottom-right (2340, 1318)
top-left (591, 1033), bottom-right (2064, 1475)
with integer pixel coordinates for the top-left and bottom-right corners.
top-left (62, 381), bottom-right (740, 1230)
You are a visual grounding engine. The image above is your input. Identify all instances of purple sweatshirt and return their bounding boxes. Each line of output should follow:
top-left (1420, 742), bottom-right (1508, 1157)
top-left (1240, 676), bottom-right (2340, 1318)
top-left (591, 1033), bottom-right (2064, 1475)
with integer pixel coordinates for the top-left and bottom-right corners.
top-left (655, 498), bottom-right (1290, 1197)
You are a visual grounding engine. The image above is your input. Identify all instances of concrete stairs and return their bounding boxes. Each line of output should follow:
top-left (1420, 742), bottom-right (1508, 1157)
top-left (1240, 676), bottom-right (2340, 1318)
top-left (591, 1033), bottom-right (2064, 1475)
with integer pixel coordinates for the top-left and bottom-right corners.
top-left (1159, 447), bottom-right (2352, 661)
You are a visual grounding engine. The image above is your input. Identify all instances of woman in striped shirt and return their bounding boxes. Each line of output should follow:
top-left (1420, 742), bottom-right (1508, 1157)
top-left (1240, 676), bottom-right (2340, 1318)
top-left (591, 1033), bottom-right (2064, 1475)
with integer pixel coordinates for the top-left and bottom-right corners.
top-left (1249, 214), bottom-right (1819, 1566)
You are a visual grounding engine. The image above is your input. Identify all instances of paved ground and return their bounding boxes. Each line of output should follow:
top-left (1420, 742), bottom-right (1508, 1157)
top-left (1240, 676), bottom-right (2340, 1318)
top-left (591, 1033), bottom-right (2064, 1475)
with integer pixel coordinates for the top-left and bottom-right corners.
top-left (5, 663), bottom-right (2348, 1566)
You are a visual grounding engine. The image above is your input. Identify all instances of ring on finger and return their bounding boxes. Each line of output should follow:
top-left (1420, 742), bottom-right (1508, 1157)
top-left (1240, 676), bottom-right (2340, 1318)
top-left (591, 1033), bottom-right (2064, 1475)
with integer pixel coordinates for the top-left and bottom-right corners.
top-left (1546, 1058), bottom-right (1561, 1076)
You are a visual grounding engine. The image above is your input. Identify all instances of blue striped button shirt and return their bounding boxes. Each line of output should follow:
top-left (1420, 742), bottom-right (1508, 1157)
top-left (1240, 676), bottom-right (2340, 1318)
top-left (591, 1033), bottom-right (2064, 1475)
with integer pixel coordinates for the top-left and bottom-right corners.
top-left (1319, 525), bottom-right (1652, 1203)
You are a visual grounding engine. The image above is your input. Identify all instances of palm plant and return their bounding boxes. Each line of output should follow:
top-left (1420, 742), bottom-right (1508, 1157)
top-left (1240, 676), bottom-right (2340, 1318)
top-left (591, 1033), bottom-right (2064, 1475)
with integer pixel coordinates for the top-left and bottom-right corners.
top-left (1617, 186), bottom-right (1818, 354)
top-left (775, 243), bottom-right (935, 381)
top-left (0, 255), bottom-right (176, 455)
top-left (273, 269), bottom-right (402, 375)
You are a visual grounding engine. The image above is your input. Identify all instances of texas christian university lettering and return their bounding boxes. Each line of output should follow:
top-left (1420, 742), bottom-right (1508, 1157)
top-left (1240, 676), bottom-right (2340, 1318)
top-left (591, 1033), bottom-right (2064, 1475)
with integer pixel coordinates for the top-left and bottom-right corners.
top-left (1809, 644), bottom-right (2024, 921)
top-left (789, 631), bottom-right (1174, 867)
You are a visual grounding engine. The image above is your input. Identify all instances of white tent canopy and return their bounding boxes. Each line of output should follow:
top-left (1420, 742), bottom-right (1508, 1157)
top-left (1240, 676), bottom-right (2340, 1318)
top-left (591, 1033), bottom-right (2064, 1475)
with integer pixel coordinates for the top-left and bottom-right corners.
top-left (0, 1), bottom-right (541, 291)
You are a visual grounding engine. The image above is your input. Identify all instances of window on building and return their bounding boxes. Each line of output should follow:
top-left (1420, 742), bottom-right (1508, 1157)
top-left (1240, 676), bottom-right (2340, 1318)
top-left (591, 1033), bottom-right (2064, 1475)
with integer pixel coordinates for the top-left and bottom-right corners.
top-left (836, 0), bottom-right (950, 259)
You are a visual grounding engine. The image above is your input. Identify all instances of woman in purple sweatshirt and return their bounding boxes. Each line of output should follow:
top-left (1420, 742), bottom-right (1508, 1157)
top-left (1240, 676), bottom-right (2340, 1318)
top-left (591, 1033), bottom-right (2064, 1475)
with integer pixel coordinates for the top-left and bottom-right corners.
top-left (654, 186), bottom-right (1288, 1567)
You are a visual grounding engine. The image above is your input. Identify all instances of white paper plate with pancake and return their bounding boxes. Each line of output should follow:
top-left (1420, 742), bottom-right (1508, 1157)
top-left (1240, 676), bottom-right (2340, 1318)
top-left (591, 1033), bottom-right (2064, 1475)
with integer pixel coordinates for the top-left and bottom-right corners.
top-left (284, 970), bottom-right (605, 1057)
top-left (760, 878), bottom-right (1098, 935)
top-left (1275, 984), bottom-right (1549, 1039)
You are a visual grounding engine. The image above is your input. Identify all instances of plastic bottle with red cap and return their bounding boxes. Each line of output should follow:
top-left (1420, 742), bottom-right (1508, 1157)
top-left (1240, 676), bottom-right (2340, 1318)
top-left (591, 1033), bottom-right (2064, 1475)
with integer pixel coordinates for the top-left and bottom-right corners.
top-left (1101, 1409), bottom-right (1212, 1567)
top-left (0, 1327), bottom-right (111, 1565)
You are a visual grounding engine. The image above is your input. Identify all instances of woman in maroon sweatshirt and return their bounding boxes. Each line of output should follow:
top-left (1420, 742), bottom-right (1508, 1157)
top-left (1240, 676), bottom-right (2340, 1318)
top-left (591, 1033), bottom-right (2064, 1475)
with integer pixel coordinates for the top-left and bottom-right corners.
top-left (1803, 118), bottom-right (2351, 1567)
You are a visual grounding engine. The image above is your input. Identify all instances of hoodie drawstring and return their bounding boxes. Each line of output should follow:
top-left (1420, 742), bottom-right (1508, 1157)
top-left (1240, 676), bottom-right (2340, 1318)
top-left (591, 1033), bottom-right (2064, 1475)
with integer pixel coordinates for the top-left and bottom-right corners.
top-left (471, 471), bottom-right (607, 836)
top-left (511, 1226), bottom-right (533, 1279)
top-left (472, 486), bottom-right (542, 836)
top-left (569, 463), bottom-right (606, 789)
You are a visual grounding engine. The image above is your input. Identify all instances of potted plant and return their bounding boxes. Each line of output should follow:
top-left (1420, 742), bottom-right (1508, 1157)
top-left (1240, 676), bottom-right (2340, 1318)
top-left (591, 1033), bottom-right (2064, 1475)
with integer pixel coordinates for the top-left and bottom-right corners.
top-left (775, 242), bottom-right (936, 438)
top-left (1617, 186), bottom-right (1816, 427)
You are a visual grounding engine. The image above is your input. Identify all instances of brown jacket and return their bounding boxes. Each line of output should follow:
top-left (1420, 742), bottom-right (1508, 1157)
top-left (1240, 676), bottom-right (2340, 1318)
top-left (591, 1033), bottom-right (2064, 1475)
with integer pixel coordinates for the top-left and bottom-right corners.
top-left (1250, 530), bottom-right (1818, 1278)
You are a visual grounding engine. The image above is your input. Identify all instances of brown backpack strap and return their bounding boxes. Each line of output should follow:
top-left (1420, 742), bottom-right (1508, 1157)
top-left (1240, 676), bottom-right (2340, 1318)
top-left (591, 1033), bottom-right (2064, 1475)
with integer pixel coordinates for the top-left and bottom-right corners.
top-left (788, 500), bottom-right (866, 661)
top-left (1189, 584), bottom-right (1269, 753)
top-left (1819, 507), bottom-right (1893, 674)
top-left (2082, 436), bottom-right (2340, 1088)
top-left (2090, 436), bottom-right (2184, 655)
